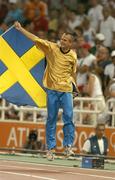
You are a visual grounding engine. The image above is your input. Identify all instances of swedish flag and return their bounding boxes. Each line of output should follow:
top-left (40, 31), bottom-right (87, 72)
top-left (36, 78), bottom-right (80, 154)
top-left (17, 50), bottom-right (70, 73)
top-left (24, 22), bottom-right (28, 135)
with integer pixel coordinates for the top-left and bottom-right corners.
top-left (0, 26), bottom-right (46, 107)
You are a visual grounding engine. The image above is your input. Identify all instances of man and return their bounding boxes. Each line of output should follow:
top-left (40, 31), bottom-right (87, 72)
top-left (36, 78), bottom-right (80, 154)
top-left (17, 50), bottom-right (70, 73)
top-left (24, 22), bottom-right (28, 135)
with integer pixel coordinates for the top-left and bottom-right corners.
top-left (105, 78), bottom-right (115, 126)
top-left (24, 129), bottom-right (43, 151)
top-left (90, 33), bottom-right (105, 55)
top-left (83, 70), bottom-right (105, 125)
top-left (77, 43), bottom-right (96, 93)
top-left (94, 46), bottom-right (110, 91)
top-left (82, 122), bottom-right (108, 168)
top-left (82, 122), bottom-right (108, 155)
top-left (14, 21), bottom-right (77, 160)
top-left (104, 50), bottom-right (115, 82)
top-left (99, 6), bottom-right (115, 48)
top-left (88, 0), bottom-right (103, 32)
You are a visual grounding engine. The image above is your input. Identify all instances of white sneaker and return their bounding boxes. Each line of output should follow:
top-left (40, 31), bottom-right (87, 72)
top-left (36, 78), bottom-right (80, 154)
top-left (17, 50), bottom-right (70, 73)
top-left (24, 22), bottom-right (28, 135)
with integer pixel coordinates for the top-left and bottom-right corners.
top-left (64, 146), bottom-right (75, 157)
top-left (46, 149), bottom-right (55, 161)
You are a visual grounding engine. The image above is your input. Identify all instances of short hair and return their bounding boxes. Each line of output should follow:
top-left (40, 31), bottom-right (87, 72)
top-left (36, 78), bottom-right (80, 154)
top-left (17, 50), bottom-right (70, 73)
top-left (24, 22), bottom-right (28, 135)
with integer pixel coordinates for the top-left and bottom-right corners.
top-left (64, 31), bottom-right (77, 41)
top-left (74, 26), bottom-right (83, 34)
top-left (96, 123), bottom-right (105, 130)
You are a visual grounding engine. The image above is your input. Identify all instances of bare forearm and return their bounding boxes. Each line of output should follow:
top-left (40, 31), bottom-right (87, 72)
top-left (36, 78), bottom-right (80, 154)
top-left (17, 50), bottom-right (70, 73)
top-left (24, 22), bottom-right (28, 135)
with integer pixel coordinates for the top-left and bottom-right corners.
top-left (109, 91), bottom-right (115, 97)
top-left (79, 66), bottom-right (88, 73)
top-left (88, 84), bottom-right (93, 96)
top-left (87, 76), bottom-right (94, 97)
top-left (19, 27), bottom-right (38, 42)
top-left (14, 22), bottom-right (38, 42)
top-left (14, 21), bottom-right (50, 53)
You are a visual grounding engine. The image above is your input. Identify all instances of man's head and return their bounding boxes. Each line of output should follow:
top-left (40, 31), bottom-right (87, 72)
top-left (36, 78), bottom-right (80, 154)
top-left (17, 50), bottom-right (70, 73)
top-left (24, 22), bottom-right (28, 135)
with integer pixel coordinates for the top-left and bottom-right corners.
top-left (89, 0), bottom-right (98, 7)
top-left (60, 33), bottom-right (74, 51)
top-left (9, 1), bottom-right (17, 10)
top-left (95, 123), bottom-right (105, 139)
top-left (77, 3), bottom-right (85, 15)
top-left (80, 43), bottom-right (91, 56)
top-left (102, 7), bottom-right (111, 19)
top-left (96, 46), bottom-right (109, 61)
top-left (95, 33), bottom-right (105, 47)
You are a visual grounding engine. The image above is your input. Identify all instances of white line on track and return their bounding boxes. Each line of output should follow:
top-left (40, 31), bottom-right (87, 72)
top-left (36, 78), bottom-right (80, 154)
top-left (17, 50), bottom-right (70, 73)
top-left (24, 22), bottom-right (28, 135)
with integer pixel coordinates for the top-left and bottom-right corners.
top-left (0, 171), bottom-right (58, 180)
top-left (1, 160), bottom-right (115, 174)
top-left (66, 172), bottom-right (115, 179)
top-left (0, 164), bottom-right (60, 173)
top-left (0, 161), bottom-right (115, 180)
top-left (0, 165), bottom-right (115, 180)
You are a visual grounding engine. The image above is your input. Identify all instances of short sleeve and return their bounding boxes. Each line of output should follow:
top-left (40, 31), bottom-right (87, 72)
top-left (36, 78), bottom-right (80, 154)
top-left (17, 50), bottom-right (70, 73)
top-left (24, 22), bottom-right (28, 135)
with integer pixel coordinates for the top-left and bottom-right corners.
top-left (35, 38), bottom-right (52, 54)
top-left (82, 139), bottom-right (91, 153)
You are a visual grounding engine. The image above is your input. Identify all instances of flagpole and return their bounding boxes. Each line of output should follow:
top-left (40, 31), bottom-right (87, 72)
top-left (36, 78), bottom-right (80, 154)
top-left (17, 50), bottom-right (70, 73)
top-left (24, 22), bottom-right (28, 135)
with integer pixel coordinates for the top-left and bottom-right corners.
top-left (1, 25), bottom-right (15, 37)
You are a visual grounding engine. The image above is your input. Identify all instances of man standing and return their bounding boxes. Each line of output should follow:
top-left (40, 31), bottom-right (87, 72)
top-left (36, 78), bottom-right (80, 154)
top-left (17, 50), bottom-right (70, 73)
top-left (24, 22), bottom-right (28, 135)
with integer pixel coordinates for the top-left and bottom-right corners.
top-left (82, 122), bottom-right (108, 155)
top-left (15, 21), bottom-right (77, 160)
top-left (82, 122), bottom-right (108, 168)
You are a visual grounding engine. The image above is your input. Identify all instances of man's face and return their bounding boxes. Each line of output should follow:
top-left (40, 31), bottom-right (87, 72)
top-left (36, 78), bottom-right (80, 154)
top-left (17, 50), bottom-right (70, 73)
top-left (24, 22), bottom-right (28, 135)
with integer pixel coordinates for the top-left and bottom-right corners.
top-left (96, 47), bottom-right (109, 60)
top-left (89, 0), bottom-right (97, 6)
top-left (96, 125), bottom-right (105, 138)
top-left (95, 39), bottom-right (104, 46)
top-left (103, 8), bottom-right (110, 18)
top-left (60, 33), bottom-right (72, 49)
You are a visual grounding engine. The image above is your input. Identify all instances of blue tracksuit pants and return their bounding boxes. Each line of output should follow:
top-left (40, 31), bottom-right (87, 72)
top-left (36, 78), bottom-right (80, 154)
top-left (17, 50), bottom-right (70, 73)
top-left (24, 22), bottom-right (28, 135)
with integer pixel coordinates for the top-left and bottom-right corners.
top-left (46, 89), bottom-right (75, 150)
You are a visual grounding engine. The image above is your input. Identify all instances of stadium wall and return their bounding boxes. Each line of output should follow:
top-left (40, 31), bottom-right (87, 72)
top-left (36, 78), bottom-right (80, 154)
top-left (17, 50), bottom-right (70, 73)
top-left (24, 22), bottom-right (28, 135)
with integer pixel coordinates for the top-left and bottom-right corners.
top-left (0, 121), bottom-right (114, 156)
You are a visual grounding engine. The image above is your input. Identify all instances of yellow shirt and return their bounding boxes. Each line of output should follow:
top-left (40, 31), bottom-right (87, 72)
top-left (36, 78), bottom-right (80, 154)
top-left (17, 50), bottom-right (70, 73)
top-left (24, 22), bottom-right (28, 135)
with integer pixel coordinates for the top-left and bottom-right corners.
top-left (35, 38), bottom-right (77, 92)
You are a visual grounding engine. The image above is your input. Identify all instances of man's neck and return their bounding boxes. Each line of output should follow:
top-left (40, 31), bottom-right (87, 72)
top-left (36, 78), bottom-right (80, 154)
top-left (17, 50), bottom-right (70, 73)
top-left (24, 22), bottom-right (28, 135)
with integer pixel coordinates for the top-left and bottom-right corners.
top-left (104, 16), bottom-right (109, 21)
top-left (60, 47), bottom-right (70, 54)
top-left (97, 136), bottom-right (103, 139)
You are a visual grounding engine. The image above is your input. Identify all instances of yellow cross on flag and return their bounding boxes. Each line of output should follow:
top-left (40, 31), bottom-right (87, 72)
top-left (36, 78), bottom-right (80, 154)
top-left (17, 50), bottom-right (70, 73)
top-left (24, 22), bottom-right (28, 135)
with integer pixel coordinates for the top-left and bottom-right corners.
top-left (0, 26), bottom-right (46, 107)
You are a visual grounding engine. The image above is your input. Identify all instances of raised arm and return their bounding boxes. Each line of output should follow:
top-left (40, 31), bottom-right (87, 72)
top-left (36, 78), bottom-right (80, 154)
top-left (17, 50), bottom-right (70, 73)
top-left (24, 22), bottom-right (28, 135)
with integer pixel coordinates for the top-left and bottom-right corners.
top-left (14, 21), bottom-right (38, 42)
top-left (14, 21), bottom-right (51, 54)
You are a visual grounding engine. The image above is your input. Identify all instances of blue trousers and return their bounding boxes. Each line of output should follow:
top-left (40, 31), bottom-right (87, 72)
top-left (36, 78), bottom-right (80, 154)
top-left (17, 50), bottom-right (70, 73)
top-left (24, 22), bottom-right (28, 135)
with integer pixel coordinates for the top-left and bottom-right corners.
top-left (46, 89), bottom-right (75, 150)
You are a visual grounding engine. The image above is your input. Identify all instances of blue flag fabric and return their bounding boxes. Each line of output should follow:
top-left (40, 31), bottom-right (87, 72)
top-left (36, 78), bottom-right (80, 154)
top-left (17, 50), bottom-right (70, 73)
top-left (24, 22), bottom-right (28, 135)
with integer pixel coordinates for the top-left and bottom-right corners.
top-left (0, 26), bottom-right (46, 107)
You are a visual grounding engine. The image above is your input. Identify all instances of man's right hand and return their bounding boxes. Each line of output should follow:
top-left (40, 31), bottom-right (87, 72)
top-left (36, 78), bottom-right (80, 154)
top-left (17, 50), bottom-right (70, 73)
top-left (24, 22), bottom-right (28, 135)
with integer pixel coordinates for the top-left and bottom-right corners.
top-left (14, 21), bottom-right (22, 31)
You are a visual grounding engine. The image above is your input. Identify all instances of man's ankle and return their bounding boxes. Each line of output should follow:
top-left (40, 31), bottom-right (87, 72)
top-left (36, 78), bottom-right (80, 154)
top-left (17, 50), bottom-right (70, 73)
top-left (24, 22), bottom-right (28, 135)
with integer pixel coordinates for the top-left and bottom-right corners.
top-left (46, 149), bottom-right (55, 161)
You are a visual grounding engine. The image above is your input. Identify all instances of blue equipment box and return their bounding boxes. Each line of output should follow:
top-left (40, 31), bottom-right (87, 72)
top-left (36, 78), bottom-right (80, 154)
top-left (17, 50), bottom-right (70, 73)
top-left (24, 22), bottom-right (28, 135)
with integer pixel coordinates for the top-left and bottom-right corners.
top-left (82, 157), bottom-right (104, 169)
